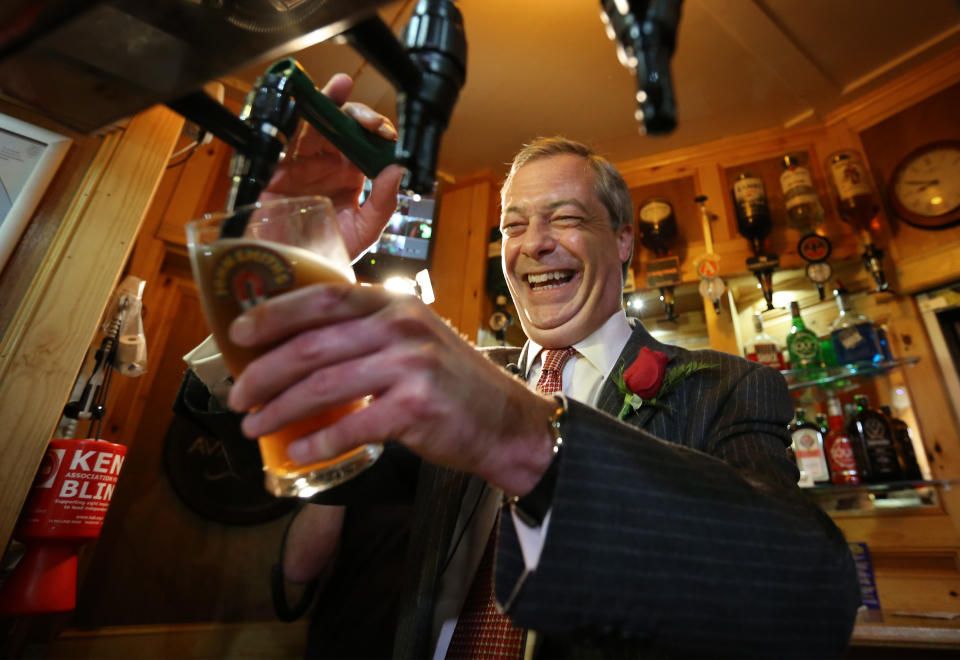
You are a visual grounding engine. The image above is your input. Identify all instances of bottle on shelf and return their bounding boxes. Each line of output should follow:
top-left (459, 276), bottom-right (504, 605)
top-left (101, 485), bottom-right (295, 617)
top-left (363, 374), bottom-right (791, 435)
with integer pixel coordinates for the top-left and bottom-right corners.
top-left (876, 324), bottom-right (894, 361)
top-left (731, 172), bottom-right (773, 255)
top-left (779, 152), bottom-right (825, 234)
top-left (819, 336), bottom-right (839, 369)
top-left (879, 405), bottom-right (924, 481)
top-left (815, 413), bottom-right (829, 435)
top-left (824, 395), bottom-right (861, 485)
top-left (826, 150), bottom-right (877, 233)
top-left (744, 312), bottom-right (787, 370)
top-left (829, 285), bottom-right (884, 365)
top-left (786, 301), bottom-right (822, 369)
top-left (846, 394), bottom-right (903, 483)
top-left (825, 149), bottom-right (889, 292)
top-left (789, 408), bottom-right (831, 487)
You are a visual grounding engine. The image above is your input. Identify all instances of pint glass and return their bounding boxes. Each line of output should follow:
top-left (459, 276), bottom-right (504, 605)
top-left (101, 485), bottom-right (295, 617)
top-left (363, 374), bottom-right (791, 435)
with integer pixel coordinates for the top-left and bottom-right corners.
top-left (186, 196), bottom-right (381, 498)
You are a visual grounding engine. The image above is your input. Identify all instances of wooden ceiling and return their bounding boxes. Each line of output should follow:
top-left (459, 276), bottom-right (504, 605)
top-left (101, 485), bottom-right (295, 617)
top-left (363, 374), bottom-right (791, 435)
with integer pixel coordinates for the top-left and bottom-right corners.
top-left (231, 0), bottom-right (960, 183)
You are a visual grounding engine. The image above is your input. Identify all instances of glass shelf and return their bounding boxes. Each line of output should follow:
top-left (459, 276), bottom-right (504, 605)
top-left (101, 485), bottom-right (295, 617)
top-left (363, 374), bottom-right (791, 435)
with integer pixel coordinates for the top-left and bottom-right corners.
top-left (781, 357), bottom-right (920, 391)
top-left (802, 479), bottom-right (958, 516)
top-left (804, 478), bottom-right (958, 495)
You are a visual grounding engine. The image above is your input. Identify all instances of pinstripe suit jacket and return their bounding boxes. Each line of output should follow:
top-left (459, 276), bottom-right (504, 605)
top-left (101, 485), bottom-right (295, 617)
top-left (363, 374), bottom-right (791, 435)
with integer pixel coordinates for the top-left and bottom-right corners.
top-left (388, 319), bottom-right (859, 659)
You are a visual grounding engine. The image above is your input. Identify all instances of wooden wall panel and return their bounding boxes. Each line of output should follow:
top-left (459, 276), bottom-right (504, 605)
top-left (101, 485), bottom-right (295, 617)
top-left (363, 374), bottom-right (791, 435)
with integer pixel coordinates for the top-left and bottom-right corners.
top-left (431, 174), bottom-right (496, 337)
top-left (0, 106), bottom-right (183, 552)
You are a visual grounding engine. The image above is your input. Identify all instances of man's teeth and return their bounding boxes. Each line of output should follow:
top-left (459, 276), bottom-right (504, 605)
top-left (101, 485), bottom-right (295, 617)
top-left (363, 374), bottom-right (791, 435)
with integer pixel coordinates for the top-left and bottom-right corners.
top-left (527, 271), bottom-right (573, 289)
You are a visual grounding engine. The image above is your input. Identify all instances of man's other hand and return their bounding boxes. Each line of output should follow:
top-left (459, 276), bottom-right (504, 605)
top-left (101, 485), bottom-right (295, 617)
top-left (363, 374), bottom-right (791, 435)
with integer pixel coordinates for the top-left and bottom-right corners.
top-left (260, 73), bottom-right (404, 260)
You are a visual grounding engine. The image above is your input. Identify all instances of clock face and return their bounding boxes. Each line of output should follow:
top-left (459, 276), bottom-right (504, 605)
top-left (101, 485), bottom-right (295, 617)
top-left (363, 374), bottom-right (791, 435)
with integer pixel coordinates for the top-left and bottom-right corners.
top-left (890, 142), bottom-right (960, 228)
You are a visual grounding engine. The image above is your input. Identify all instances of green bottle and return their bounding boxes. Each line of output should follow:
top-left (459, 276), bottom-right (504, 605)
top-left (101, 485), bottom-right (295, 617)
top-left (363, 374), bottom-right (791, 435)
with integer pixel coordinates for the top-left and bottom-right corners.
top-left (787, 301), bottom-right (821, 368)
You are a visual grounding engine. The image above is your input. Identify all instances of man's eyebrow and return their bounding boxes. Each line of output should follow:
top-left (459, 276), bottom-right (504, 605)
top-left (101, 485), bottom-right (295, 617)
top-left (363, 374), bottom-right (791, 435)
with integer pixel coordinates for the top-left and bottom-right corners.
top-left (503, 198), bottom-right (590, 216)
top-left (543, 198), bottom-right (589, 214)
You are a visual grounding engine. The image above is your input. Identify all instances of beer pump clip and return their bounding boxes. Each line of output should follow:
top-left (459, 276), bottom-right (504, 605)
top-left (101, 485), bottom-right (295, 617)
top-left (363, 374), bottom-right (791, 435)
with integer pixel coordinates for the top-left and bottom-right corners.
top-left (693, 195), bottom-right (725, 314)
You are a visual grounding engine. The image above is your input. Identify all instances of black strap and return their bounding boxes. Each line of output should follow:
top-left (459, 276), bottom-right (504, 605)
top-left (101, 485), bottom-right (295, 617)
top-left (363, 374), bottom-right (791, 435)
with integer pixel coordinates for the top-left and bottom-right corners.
top-left (270, 506), bottom-right (320, 622)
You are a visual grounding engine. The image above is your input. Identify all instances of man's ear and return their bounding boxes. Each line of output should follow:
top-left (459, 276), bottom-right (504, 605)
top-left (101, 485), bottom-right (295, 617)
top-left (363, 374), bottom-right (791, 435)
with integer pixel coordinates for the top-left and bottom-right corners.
top-left (617, 223), bottom-right (634, 264)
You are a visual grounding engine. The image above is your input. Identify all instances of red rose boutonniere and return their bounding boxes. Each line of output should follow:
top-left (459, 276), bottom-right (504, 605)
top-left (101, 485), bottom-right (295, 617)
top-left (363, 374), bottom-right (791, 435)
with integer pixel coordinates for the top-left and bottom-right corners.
top-left (614, 347), bottom-right (715, 420)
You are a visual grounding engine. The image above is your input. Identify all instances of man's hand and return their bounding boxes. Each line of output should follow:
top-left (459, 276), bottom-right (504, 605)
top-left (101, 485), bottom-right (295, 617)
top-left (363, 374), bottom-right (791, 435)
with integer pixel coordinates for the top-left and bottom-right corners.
top-left (226, 283), bottom-right (558, 497)
top-left (260, 73), bottom-right (404, 260)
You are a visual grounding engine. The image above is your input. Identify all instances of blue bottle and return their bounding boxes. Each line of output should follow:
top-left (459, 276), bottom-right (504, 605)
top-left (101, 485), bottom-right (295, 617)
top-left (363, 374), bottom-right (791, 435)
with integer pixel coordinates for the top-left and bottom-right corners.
top-left (829, 287), bottom-right (884, 365)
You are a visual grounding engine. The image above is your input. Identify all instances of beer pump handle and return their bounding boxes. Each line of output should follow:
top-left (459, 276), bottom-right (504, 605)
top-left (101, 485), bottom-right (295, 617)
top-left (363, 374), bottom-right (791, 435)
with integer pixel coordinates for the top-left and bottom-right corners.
top-left (170, 59), bottom-right (398, 236)
top-left (168, 1), bottom-right (466, 239)
top-left (253, 58), bottom-right (397, 183)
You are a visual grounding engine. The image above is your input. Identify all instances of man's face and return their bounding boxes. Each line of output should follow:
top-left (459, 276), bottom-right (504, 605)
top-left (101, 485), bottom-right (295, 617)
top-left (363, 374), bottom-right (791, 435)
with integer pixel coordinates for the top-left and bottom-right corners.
top-left (500, 154), bottom-right (633, 348)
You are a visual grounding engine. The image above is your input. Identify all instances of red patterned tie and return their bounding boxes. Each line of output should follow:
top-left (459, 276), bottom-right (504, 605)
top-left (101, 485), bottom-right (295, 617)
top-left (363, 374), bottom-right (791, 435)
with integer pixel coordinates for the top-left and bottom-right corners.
top-left (535, 347), bottom-right (576, 396)
top-left (446, 347), bottom-right (575, 659)
top-left (446, 515), bottom-right (524, 659)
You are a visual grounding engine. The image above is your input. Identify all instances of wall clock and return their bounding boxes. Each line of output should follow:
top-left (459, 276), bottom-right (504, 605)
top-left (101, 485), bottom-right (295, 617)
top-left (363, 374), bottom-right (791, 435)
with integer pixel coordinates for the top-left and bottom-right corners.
top-left (888, 140), bottom-right (960, 230)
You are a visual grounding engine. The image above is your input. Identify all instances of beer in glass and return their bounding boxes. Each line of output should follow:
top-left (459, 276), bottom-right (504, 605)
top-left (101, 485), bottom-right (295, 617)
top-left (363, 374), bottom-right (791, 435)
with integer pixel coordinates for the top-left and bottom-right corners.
top-left (186, 196), bottom-right (381, 497)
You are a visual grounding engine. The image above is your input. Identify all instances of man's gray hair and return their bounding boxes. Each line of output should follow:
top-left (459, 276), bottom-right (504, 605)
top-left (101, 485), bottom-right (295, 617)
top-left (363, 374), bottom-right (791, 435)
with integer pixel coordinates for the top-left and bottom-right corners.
top-left (501, 136), bottom-right (635, 276)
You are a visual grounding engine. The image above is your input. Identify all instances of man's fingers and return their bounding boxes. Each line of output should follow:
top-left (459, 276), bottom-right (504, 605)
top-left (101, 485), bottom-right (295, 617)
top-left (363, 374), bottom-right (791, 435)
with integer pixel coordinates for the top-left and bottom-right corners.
top-left (338, 164), bottom-right (404, 259)
top-left (286, 396), bottom-right (403, 465)
top-left (361, 165), bottom-right (406, 221)
top-left (229, 283), bottom-right (396, 348)
top-left (319, 73), bottom-right (354, 106)
top-left (239, 354), bottom-right (388, 439)
top-left (342, 102), bottom-right (398, 140)
top-left (228, 314), bottom-right (391, 413)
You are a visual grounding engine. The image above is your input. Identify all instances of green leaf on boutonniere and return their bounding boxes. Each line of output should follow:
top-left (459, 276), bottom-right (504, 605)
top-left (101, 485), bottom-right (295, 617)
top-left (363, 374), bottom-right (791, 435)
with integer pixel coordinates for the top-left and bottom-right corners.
top-left (615, 359), bottom-right (716, 420)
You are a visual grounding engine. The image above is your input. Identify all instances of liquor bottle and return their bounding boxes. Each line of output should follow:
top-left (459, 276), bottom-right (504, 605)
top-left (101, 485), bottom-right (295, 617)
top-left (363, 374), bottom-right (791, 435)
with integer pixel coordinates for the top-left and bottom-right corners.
top-left (815, 413), bottom-right (829, 435)
top-left (789, 408), bottom-right (831, 486)
top-left (879, 405), bottom-right (923, 481)
top-left (824, 395), bottom-right (861, 485)
top-left (846, 395), bottom-right (903, 483)
top-left (779, 152), bottom-right (825, 233)
top-left (829, 286), bottom-right (884, 365)
top-left (876, 324), bottom-right (894, 361)
top-left (637, 197), bottom-right (678, 255)
top-left (826, 149), bottom-right (889, 292)
top-left (744, 312), bottom-right (786, 370)
top-left (786, 301), bottom-right (821, 369)
top-left (819, 336), bottom-right (838, 368)
top-left (731, 172), bottom-right (773, 255)
top-left (826, 150), bottom-right (877, 233)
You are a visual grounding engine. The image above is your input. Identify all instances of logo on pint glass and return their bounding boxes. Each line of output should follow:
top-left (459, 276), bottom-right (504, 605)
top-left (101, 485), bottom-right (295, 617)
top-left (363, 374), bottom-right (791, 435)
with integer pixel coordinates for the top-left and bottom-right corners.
top-left (212, 246), bottom-right (294, 311)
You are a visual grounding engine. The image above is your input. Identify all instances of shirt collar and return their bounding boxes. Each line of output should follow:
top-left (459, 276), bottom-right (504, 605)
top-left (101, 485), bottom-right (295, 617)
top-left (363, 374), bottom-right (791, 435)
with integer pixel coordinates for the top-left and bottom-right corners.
top-left (524, 309), bottom-right (633, 380)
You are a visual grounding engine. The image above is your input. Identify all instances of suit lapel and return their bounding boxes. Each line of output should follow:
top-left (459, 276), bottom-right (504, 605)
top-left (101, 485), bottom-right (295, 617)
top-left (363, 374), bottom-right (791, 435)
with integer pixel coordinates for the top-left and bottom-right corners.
top-left (595, 320), bottom-right (682, 429)
top-left (521, 323), bottom-right (678, 428)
